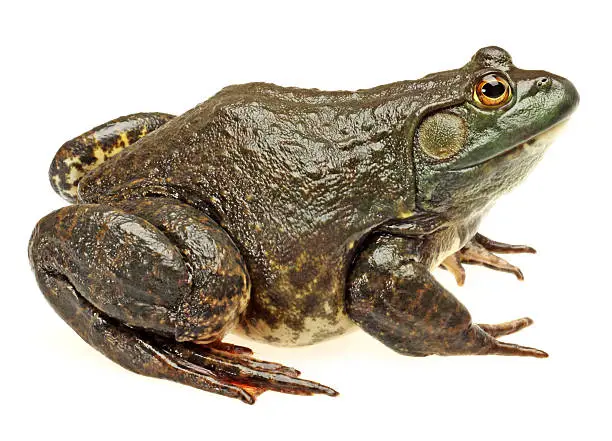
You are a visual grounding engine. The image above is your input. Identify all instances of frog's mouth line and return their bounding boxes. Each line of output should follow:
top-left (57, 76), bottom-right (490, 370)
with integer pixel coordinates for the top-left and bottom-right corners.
top-left (452, 120), bottom-right (569, 170)
top-left (509, 120), bottom-right (569, 157)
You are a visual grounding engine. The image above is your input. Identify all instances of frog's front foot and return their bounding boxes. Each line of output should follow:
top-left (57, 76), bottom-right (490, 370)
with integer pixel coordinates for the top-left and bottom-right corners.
top-left (441, 233), bottom-right (536, 286)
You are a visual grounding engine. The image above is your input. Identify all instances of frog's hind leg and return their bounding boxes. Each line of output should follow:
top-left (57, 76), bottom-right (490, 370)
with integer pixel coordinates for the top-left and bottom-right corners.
top-left (29, 199), bottom-right (337, 403)
top-left (49, 112), bottom-right (174, 203)
top-left (346, 235), bottom-right (547, 358)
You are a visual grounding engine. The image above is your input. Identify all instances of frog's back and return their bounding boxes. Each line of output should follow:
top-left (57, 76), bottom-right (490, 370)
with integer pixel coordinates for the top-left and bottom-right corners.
top-left (79, 81), bottom-right (417, 345)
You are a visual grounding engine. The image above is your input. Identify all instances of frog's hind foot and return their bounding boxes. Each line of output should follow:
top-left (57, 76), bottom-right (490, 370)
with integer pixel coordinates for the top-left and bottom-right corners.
top-left (49, 112), bottom-right (174, 203)
top-left (157, 340), bottom-right (338, 403)
top-left (441, 233), bottom-right (536, 286)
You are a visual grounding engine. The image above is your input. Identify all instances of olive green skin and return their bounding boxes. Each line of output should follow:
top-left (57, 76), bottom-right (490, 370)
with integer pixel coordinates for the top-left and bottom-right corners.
top-left (74, 47), bottom-right (578, 346)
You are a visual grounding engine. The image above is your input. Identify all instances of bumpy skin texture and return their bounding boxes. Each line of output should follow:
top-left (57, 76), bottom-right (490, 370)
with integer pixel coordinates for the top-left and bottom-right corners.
top-left (30, 46), bottom-right (579, 402)
top-left (76, 82), bottom-right (427, 344)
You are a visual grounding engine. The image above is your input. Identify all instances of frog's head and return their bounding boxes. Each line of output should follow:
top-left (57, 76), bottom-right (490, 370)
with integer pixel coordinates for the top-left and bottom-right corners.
top-left (412, 46), bottom-right (579, 219)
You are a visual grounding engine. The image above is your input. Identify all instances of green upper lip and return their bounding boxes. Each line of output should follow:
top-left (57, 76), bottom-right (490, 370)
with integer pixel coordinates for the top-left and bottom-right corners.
top-left (449, 122), bottom-right (559, 170)
top-left (451, 115), bottom-right (574, 171)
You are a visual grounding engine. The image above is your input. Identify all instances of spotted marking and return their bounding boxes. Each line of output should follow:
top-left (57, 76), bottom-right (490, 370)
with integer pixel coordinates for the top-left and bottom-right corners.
top-left (49, 113), bottom-right (174, 203)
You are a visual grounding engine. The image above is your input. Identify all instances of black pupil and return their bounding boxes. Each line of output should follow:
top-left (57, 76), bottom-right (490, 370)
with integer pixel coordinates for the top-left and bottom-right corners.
top-left (482, 76), bottom-right (506, 98)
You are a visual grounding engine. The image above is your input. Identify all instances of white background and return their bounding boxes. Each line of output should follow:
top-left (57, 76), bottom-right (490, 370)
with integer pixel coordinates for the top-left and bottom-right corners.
top-left (1, 1), bottom-right (609, 440)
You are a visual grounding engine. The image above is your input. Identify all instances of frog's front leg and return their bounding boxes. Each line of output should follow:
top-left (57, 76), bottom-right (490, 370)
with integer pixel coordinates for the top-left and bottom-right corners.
top-left (346, 234), bottom-right (547, 358)
top-left (29, 198), bottom-right (337, 403)
top-left (441, 233), bottom-right (536, 286)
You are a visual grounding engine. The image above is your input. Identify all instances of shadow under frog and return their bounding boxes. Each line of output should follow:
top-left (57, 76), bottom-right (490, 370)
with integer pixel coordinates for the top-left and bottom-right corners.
top-left (30, 46), bottom-right (579, 403)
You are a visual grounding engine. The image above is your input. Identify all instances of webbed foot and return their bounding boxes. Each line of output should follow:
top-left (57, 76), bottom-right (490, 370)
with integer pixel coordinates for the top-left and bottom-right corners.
top-left (155, 339), bottom-right (338, 403)
top-left (442, 233), bottom-right (536, 286)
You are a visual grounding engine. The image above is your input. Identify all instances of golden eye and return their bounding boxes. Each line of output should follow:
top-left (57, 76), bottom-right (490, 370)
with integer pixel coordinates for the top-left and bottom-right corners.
top-left (473, 74), bottom-right (512, 108)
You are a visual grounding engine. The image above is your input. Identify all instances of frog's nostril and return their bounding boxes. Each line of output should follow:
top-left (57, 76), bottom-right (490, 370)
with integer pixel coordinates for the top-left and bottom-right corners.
top-left (536, 77), bottom-right (552, 90)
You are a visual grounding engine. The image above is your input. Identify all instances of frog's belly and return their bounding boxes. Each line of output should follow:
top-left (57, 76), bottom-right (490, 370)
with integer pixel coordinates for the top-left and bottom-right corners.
top-left (234, 252), bottom-right (357, 347)
top-left (235, 307), bottom-right (356, 347)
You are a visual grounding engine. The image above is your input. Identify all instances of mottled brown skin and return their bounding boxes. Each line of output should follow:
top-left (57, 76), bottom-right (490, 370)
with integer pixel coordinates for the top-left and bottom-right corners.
top-left (30, 47), bottom-right (579, 403)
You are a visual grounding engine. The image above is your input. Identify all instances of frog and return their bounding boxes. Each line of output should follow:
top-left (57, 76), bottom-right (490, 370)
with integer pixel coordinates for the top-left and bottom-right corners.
top-left (29, 47), bottom-right (579, 404)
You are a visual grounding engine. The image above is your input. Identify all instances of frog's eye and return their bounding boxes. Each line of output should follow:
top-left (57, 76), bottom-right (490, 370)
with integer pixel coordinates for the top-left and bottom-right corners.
top-left (473, 74), bottom-right (512, 108)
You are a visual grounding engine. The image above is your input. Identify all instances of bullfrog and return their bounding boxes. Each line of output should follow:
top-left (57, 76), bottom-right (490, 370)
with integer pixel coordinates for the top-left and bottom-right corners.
top-left (29, 47), bottom-right (579, 404)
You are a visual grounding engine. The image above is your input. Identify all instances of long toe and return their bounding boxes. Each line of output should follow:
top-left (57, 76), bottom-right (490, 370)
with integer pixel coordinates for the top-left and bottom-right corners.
top-left (478, 317), bottom-right (534, 337)
top-left (474, 233), bottom-right (536, 254)
top-left (490, 341), bottom-right (549, 358)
